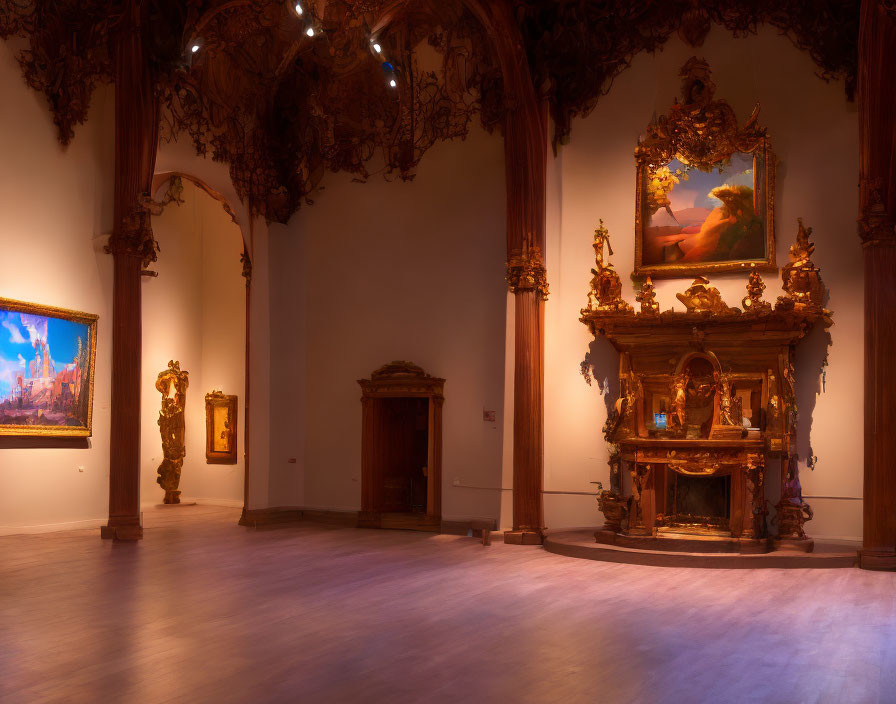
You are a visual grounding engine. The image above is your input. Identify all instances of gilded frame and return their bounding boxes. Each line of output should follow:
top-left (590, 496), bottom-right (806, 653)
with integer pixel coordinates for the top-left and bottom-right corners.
top-left (0, 296), bottom-right (98, 437)
top-left (633, 58), bottom-right (777, 279)
top-left (205, 391), bottom-right (238, 464)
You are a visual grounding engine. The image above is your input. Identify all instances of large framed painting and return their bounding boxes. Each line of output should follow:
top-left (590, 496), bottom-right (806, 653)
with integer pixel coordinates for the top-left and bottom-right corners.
top-left (0, 297), bottom-right (98, 437)
top-left (634, 58), bottom-right (776, 278)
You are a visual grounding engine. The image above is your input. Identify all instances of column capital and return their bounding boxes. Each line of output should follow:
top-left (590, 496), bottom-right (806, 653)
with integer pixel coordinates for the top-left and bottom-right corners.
top-left (506, 245), bottom-right (549, 300)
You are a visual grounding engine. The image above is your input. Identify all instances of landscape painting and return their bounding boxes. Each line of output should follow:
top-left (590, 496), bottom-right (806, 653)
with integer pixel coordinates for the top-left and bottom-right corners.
top-left (636, 149), bottom-right (775, 277)
top-left (0, 298), bottom-right (97, 436)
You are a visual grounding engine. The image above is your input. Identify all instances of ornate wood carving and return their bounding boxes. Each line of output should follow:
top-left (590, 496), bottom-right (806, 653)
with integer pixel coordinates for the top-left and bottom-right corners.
top-left (155, 360), bottom-right (189, 504)
top-left (582, 220), bottom-right (831, 554)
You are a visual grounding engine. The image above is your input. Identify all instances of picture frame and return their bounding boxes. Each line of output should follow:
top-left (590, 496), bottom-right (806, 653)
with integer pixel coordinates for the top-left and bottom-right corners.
top-left (634, 58), bottom-right (777, 279)
top-left (0, 296), bottom-right (98, 437)
top-left (205, 390), bottom-right (238, 464)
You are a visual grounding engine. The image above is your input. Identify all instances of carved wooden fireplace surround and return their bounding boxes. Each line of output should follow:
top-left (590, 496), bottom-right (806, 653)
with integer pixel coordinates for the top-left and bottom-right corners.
top-left (583, 221), bottom-right (831, 554)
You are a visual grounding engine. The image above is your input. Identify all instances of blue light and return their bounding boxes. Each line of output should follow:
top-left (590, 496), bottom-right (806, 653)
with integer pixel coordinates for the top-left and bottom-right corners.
top-left (382, 61), bottom-right (394, 72)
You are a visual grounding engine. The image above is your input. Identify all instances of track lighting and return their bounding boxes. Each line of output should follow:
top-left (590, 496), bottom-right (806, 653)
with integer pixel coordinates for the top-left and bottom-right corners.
top-left (294, 2), bottom-right (303, 15)
top-left (306, 27), bottom-right (315, 37)
top-left (191, 43), bottom-right (200, 53)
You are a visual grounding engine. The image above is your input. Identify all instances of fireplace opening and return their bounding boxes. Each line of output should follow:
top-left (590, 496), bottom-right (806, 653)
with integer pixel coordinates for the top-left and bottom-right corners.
top-left (666, 472), bottom-right (731, 530)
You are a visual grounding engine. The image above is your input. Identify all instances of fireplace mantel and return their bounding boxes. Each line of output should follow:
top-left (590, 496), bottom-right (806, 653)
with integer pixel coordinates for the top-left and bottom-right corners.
top-left (583, 220), bottom-right (831, 554)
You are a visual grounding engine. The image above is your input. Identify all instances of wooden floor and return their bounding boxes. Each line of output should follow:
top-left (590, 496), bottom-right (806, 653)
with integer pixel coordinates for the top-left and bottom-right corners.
top-left (3, 506), bottom-right (895, 704)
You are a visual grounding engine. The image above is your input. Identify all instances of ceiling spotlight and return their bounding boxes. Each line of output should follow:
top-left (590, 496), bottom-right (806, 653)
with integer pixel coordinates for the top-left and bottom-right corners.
top-left (294, 2), bottom-right (303, 15)
top-left (372, 42), bottom-right (382, 54)
top-left (191, 43), bottom-right (200, 53)
top-left (389, 78), bottom-right (397, 88)
top-left (306, 26), bottom-right (315, 37)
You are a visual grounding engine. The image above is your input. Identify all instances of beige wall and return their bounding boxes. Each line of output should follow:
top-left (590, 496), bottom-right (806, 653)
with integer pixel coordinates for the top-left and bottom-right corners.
top-left (543, 28), bottom-right (863, 539)
top-left (0, 40), bottom-right (115, 533)
top-left (274, 127), bottom-right (508, 522)
top-left (141, 180), bottom-right (247, 507)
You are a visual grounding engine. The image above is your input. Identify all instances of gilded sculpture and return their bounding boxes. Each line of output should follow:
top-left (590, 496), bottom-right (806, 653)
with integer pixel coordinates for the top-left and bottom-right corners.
top-left (586, 221), bottom-right (632, 312)
top-left (777, 218), bottom-right (828, 314)
top-left (676, 276), bottom-right (737, 314)
top-left (156, 360), bottom-right (189, 504)
top-left (742, 268), bottom-right (772, 313)
top-left (635, 276), bottom-right (660, 315)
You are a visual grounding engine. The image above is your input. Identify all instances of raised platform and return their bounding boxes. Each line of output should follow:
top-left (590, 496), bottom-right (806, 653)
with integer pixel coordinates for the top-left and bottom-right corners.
top-left (544, 529), bottom-right (858, 569)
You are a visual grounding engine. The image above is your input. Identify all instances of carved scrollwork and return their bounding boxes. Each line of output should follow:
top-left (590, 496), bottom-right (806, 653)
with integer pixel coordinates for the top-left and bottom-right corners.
top-left (584, 221), bottom-right (631, 312)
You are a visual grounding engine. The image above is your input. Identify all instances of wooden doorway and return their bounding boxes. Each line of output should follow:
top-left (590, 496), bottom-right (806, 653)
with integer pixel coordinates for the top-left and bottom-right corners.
top-left (358, 362), bottom-right (444, 532)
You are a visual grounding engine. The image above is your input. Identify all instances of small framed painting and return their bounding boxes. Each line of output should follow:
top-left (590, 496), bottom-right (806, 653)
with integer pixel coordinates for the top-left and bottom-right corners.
top-left (0, 297), bottom-right (98, 437)
top-left (205, 390), bottom-right (238, 464)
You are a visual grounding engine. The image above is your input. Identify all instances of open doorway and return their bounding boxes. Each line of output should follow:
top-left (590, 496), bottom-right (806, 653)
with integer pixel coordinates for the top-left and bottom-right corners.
top-left (359, 362), bottom-right (444, 531)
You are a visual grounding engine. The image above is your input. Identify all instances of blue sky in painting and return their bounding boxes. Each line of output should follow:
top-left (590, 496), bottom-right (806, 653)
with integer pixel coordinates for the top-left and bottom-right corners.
top-left (667, 153), bottom-right (754, 211)
top-left (0, 310), bottom-right (88, 399)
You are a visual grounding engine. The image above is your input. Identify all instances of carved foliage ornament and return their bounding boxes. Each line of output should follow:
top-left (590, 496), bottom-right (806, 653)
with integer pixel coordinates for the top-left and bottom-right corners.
top-left (506, 245), bottom-right (549, 300)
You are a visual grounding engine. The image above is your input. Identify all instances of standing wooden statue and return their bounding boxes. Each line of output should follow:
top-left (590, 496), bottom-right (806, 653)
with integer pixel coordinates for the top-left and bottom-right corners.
top-left (156, 360), bottom-right (189, 504)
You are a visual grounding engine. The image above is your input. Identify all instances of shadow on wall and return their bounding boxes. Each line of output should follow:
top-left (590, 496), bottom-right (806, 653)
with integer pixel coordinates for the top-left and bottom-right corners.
top-left (794, 322), bottom-right (833, 477)
top-left (581, 336), bottom-right (620, 422)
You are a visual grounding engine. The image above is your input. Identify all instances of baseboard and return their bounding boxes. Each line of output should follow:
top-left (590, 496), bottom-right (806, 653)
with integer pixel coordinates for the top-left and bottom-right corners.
top-left (0, 517), bottom-right (107, 536)
top-left (239, 506), bottom-right (358, 527)
top-left (440, 517), bottom-right (498, 536)
top-left (141, 497), bottom-right (244, 510)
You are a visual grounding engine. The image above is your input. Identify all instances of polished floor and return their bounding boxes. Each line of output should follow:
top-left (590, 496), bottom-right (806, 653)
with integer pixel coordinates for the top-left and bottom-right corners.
top-left (3, 506), bottom-right (895, 704)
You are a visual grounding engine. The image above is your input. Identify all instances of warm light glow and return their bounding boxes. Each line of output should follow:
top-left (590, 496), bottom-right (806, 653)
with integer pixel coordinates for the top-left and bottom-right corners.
top-left (294, 2), bottom-right (303, 15)
top-left (306, 27), bottom-right (315, 37)
top-left (373, 43), bottom-right (382, 53)
top-left (389, 78), bottom-right (397, 88)
top-left (191, 44), bottom-right (200, 53)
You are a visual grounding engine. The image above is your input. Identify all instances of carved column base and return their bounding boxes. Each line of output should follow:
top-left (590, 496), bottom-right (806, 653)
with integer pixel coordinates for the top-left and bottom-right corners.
top-left (858, 549), bottom-right (896, 571)
top-left (503, 529), bottom-right (544, 545)
top-left (100, 518), bottom-right (143, 541)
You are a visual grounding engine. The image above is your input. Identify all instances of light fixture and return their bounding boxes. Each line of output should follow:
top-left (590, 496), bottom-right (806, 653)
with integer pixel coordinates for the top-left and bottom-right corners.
top-left (294, 2), bottom-right (303, 15)
top-left (389, 78), bottom-right (397, 88)
top-left (306, 26), bottom-right (315, 37)
top-left (372, 42), bottom-right (382, 53)
top-left (191, 43), bottom-right (200, 53)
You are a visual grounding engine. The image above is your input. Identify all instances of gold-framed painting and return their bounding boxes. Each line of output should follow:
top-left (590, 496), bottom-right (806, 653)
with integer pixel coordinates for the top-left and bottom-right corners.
top-left (205, 390), bottom-right (238, 464)
top-left (634, 57), bottom-right (776, 279)
top-left (0, 296), bottom-right (98, 437)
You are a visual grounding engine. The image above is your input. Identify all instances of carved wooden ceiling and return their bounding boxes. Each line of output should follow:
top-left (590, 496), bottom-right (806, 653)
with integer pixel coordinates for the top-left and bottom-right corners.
top-left (0, 0), bottom-right (860, 223)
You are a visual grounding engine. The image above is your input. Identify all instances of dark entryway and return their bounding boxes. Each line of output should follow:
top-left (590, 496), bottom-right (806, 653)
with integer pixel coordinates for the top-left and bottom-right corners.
top-left (375, 397), bottom-right (429, 513)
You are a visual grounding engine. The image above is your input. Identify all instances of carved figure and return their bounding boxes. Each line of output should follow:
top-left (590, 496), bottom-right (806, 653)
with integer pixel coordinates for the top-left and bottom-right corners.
top-left (671, 373), bottom-right (689, 429)
top-left (623, 370), bottom-right (643, 424)
top-left (587, 220), bottom-right (633, 312)
top-left (635, 276), bottom-right (660, 315)
top-left (778, 219), bottom-right (827, 311)
top-left (716, 371), bottom-right (736, 425)
top-left (627, 464), bottom-right (651, 534)
top-left (676, 276), bottom-right (736, 314)
top-left (742, 268), bottom-right (771, 313)
top-left (155, 360), bottom-right (189, 504)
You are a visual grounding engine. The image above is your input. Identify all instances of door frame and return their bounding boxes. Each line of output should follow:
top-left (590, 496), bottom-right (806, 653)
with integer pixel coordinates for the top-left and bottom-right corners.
top-left (358, 361), bottom-right (444, 530)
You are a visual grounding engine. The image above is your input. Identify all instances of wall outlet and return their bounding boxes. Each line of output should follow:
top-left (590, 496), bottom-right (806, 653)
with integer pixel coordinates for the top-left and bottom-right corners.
top-left (483, 409), bottom-right (496, 422)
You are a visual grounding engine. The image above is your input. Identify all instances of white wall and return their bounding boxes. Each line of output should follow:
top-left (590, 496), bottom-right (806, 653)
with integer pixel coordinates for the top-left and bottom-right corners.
top-left (544, 28), bottom-right (863, 539)
top-left (0, 40), bottom-right (115, 533)
top-left (141, 180), bottom-right (246, 507)
top-left (273, 126), bottom-right (508, 522)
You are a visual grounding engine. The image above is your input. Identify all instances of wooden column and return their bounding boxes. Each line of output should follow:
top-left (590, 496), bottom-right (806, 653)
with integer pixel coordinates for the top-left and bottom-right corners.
top-left (101, 0), bottom-right (159, 541)
top-left (858, 0), bottom-right (896, 570)
top-left (503, 104), bottom-right (549, 545)
top-left (458, 0), bottom-right (548, 544)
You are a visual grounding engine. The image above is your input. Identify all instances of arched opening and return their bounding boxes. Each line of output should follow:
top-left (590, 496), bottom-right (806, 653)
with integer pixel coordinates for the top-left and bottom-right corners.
top-left (139, 177), bottom-right (247, 510)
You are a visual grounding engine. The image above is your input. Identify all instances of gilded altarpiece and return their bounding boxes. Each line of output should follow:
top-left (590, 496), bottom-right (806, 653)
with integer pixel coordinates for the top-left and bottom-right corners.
top-left (584, 220), bottom-right (830, 554)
